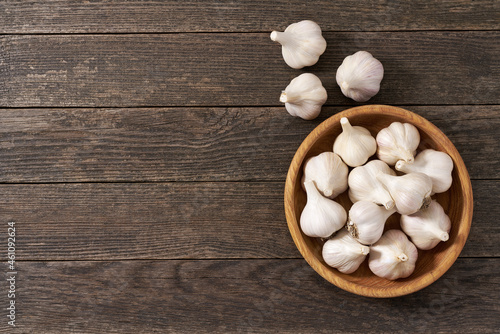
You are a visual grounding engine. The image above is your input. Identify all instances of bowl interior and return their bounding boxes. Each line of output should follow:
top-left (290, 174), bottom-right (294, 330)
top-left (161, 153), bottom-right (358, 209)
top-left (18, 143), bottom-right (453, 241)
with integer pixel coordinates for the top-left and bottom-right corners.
top-left (284, 105), bottom-right (473, 298)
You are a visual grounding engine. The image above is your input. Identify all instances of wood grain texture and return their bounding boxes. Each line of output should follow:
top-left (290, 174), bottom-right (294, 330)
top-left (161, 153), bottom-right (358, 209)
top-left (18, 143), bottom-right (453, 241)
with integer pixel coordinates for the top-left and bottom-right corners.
top-left (1, 32), bottom-right (499, 107)
top-left (0, 106), bottom-right (497, 183)
top-left (2, 258), bottom-right (498, 333)
top-left (1, 0), bottom-right (499, 33)
top-left (0, 180), bottom-right (496, 261)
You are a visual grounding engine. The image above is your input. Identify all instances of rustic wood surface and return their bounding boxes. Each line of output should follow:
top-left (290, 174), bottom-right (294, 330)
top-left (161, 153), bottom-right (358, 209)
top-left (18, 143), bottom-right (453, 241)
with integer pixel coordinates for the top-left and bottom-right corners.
top-left (0, 1), bottom-right (499, 332)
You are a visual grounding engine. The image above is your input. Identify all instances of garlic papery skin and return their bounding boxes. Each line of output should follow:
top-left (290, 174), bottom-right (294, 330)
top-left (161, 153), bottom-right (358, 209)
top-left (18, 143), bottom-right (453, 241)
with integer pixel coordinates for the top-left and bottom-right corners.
top-left (336, 51), bottom-right (384, 102)
top-left (400, 200), bottom-right (451, 250)
top-left (270, 20), bottom-right (327, 69)
top-left (333, 117), bottom-right (377, 167)
top-left (302, 152), bottom-right (348, 199)
top-left (368, 229), bottom-right (418, 280)
top-left (348, 160), bottom-right (396, 210)
top-left (347, 201), bottom-right (397, 245)
top-left (376, 172), bottom-right (433, 216)
top-left (322, 229), bottom-right (370, 274)
top-left (300, 181), bottom-right (347, 238)
top-left (280, 73), bottom-right (327, 120)
top-left (395, 149), bottom-right (454, 194)
top-left (376, 122), bottom-right (420, 165)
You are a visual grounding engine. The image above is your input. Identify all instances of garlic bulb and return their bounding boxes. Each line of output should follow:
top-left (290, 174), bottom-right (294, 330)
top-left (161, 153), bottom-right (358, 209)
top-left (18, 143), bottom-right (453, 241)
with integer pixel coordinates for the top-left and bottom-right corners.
top-left (300, 180), bottom-right (347, 238)
top-left (333, 117), bottom-right (377, 167)
top-left (270, 20), bottom-right (327, 69)
top-left (348, 160), bottom-right (396, 210)
top-left (400, 200), bottom-right (451, 250)
top-left (376, 172), bottom-right (432, 216)
top-left (280, 73), bottom-right (327, 120)
top-left (322, 229), bottom-right (370, 274)
top-left (396, 149), bottom-right (453, 194)
top-left (302, 152), bottom-right (348, 199)
top-left (369, 229), bottom-right (418, 280)
top-left (336, 51), bottom-right (384, 102)
top-left (376, 122), bottom-right (420, 165)
top-left (347, 201), bottom-right (396, 245)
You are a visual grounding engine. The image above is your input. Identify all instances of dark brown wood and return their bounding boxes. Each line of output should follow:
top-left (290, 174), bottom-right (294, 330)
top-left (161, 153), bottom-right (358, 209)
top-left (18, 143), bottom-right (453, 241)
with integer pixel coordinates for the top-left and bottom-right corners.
top-left (1, 32), bottom-right (499, 107)
top-left (1, 0), bottom-right (499, 33)
top-left (0, 180), bottom-right (496, 261)
top-left (0, 106), bottom-right (497, 183)
top-left (2, 258), bottom-right (498, 333)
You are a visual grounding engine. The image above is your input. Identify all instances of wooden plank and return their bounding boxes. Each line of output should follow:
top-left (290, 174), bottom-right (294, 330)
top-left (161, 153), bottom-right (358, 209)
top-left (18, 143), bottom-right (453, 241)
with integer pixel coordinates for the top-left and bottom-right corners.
top-left (4, 258), bottom-right (498, 333)
top-left (1, 32), bottom-right (499, 107)
top-left (1, 180), bottom-right (497, 260)
top-left (0, 106), bottom-right (497, 183)
top-left (1, 0), bottom-right (499, 33)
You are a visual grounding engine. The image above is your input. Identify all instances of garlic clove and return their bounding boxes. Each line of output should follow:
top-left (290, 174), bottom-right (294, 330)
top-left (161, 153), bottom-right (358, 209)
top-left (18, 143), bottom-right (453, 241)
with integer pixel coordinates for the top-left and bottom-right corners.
top-left (348, 160), bottom-right (396, 210)
top-left (270, 20), bottom-right (327, 69)
top-left (347, 201), bottom-right (396, 245)
top-left (368, 229), bottom-right (418, 280)
top-left (333, 117), bottom-right (377, 167)
top-left (280, 73), bottom-right (327, 120)
top-left (376, 122), bottom-right (420, 165)
top-left (322, 229), bottom-right (370, 274)
top-left (300, 180), bottom-right (347, 238)
top-left (396, 149), bottom-right (454, 194)
top-left (336, 51), bottom-right (384, 102)
top-left (400, 200), bottom-right (451, 250)
top-left (302, 152), bottom-right (348, 199)
top-left (376, 172), bottom-right (433, 216)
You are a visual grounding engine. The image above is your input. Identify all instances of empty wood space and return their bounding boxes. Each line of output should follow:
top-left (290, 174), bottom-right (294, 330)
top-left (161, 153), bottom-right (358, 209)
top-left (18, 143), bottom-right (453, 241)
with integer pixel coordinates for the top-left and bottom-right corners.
top-left (0, 1), bottom-right (499, 333)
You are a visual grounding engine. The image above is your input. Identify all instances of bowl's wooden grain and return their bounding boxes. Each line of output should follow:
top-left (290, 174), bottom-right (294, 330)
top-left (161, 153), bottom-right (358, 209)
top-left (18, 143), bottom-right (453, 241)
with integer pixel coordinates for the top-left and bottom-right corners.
top-left (284, 105), bottom-right (473, 298)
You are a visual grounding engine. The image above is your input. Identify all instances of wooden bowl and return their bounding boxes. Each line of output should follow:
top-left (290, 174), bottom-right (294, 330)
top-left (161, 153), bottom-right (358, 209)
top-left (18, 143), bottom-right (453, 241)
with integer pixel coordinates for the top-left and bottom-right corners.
top-left (284, 105), bottom-right (473, 298)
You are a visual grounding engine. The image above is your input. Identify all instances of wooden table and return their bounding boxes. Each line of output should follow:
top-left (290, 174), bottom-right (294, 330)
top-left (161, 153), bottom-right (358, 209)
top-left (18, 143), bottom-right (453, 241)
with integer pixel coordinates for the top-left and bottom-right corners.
top-left (1, 1), bottom-right (499, 333)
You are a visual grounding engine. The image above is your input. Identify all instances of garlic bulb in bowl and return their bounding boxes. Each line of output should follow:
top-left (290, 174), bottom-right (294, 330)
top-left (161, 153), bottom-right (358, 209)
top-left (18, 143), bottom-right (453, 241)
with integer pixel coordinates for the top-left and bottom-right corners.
top-left (333, 117), bottom-right (377, 167)
top-left (401, 200), bottom-right (451, 250)
top-left (376, 122), bottom-right (420, 165)
top-left (396, 149), bottom-right (454, 194)
top-left (348, 160), bottom-right (396, 210)
top-left (300, 180), bottom-right (347, 238)
top-left (302, 152), bottom-right (348, 199)
top-left (322, 229), bottom-right (370, 274)
top-left (369, 229), bottom-right (418, 280)
top-left (375, 172), bottom-right (433, 216)
top-left (270, 20), bottom-right (326, 69)
top-left (336, 51), bottom-right (384, 102)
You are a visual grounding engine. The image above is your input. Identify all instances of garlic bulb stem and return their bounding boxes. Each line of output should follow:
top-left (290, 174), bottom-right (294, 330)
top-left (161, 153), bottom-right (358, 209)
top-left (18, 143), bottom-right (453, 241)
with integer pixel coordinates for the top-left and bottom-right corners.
top-left (397, 253), bottom-right (408, 262)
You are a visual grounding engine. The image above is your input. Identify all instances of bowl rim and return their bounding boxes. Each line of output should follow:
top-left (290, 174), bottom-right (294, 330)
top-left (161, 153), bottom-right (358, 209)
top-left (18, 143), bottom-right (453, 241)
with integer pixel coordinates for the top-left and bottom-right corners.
top-left (284, 105), bottom-right (473, 298)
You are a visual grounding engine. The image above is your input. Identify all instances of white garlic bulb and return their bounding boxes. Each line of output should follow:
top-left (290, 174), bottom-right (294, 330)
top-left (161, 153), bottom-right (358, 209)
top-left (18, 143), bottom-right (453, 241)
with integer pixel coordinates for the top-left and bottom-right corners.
top-left (396, 149), bottom-right (453, 194)
top-left (280, 73), bottom-right (327, 120)
top-left (376, 172), bottom-right (433, 216)
top-left (270, 20), bottom-right (327, 69)
top-left (376, 122), bottom-right (420, 165)
top-left (322, 229), bottom-right (370, 274)
top-left (302, 152), bottom-right (348, 199)
top-left (300, 181), bottom-right (347, 238)
top-left (333, 117), bottom-right (377, 167)
top-left (347, 201), bottom-right (396, 245)
top-left (369, 229), bottom-right (418, 280)
top-left (348, 160), bottom-right (396, 210)
top-left (400, 200), bottom-right (451, 250)
top-left (336, 51), bottom-right (384, 102)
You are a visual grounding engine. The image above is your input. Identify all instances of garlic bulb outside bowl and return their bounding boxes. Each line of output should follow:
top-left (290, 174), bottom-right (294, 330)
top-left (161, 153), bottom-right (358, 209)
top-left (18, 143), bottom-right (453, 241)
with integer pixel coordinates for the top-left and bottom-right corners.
top-left (284, 105), bottom-right (473, 297)
top-left (280, 73), bottom-right (327, 120)
top-left (336, 51), bottom-right (384, 102)
top-left (270, 20), bottom-right (327, 69)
